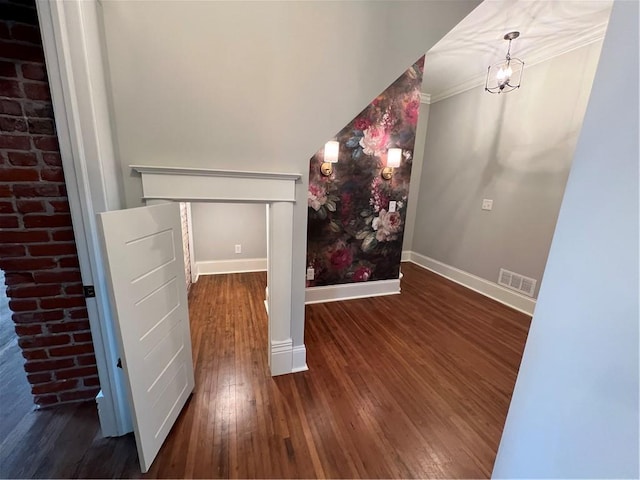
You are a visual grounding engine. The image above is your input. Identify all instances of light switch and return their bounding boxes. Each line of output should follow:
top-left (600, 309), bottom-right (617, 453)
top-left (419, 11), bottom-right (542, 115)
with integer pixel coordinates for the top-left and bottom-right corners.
top-left (306, 267), bottom-right (315, 281)
top-left (482, 199), bottom-right (493, 211)
top-left (389, 201), bottom-right (397, 213)
top-left (235, 244), bottom-right (242, 254)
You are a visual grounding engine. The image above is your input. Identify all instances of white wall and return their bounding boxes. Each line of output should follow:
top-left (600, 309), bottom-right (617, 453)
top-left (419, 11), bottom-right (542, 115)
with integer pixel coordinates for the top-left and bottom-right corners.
top-left (191, 203), bottom-right (266, 262)
top-left (98, 0), bottom-right (481, 348)
top-left (493, 0), bottom-right (639, 476)
top-left (411, 41), bottom-right (603, 298)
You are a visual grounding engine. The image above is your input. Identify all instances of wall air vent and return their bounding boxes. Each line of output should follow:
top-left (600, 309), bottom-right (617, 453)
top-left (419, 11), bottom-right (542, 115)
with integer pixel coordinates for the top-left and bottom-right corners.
top-left (498, 268), bottom-right (537, 297)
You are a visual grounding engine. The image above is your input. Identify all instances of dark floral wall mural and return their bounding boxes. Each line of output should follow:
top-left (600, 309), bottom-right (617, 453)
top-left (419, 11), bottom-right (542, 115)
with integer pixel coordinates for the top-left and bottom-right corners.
top-left (307, 56), bottom-right (425, 287)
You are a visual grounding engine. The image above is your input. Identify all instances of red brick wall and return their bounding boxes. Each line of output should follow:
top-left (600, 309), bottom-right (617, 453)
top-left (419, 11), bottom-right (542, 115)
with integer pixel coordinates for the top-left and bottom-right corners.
top-left (0, 0), bottom-right (99, 407)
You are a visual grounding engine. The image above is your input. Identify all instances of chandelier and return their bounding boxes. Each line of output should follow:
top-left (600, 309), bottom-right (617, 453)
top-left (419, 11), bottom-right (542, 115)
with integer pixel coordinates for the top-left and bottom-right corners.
top-left (485, 31), bottom-right (524, 94)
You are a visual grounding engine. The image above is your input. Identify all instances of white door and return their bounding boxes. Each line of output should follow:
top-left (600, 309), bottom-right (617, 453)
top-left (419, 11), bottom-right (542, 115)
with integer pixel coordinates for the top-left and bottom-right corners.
top-left (97, 202), bottom-right (195, 473)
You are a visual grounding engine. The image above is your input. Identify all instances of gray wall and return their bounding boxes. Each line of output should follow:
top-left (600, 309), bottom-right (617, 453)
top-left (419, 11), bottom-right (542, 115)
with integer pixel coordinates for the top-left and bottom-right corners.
top-left (493, 0), bottom-right (639, 476)
top-left (411, 41), bottom-right (603, 298)
top-left (191, 203), bottom-right (267, 262)
top-left (98, 0), bottom-right (480, 347)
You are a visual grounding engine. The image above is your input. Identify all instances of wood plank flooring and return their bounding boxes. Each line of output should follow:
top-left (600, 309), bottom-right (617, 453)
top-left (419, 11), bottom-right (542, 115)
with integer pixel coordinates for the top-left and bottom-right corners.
top-left (0, 263), bottom-right (530, 478)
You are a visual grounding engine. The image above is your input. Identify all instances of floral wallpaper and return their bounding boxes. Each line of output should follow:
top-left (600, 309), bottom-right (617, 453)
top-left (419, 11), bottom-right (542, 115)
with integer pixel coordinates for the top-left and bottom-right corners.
top-left (306, 56), bottom-right (425, 287)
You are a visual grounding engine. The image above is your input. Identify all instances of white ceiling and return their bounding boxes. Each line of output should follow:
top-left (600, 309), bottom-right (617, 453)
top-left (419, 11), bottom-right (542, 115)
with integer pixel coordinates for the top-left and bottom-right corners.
top-left (423, 0), bottom-right (613, 102)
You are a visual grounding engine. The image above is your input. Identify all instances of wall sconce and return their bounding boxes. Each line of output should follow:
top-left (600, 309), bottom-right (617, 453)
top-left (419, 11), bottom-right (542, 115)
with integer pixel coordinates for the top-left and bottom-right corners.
top-left (321, 141), bottom-right (339, 176)
top-left (381, 148), bottom-right (401, 180)
top-left (485, 31), bottom-right (524, 94)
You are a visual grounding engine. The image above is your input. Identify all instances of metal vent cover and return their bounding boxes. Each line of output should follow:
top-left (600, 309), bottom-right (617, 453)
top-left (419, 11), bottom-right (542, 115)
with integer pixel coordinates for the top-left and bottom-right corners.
top-left (498, 268), bottom-right (537, 297)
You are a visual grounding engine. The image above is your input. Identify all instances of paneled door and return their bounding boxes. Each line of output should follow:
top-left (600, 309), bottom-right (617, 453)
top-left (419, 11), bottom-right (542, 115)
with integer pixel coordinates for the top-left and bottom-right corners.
top-left (98, 202), bottom-right (194, 472)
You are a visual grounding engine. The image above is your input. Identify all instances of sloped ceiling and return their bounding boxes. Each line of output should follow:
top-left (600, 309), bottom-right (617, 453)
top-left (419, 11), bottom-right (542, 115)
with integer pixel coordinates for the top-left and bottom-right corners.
top-left (423, 0), bottom-right (613, 102)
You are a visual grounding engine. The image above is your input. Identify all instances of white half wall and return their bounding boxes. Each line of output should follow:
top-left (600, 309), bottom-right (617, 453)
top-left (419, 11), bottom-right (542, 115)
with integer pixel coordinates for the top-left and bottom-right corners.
top-left (493, 1), bottom-right (639, 477)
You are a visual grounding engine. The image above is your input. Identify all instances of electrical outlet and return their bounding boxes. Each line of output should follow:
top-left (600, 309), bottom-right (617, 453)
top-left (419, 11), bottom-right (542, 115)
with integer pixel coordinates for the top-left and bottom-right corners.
top-left (234, 244), bottom-right (242, 254)
top-left (306, 267), bottom-right (315, 281)
top-left (389, 200), bottom-right (397, 213)
top-left (482, 199), bottom-right (493, 211)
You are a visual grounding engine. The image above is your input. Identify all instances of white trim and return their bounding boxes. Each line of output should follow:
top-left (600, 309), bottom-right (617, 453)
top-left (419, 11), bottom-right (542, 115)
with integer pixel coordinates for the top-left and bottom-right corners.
top-left (196, 258), bottom-right (267, 276)
top-left (426, 34), bottom-right (606, 104)
top-left (186, 203), bottom-right (197, 284)
top-left (419, 92), bottom-right (431, 104)
top-left (401, 250), bottom-right (412, 262)
top-left (405, 251), bottom-right (535, 316)
top-left (305, 279), bottom-right (401, 304)
top-left (292, 345), bottom-right (308, 373)
top-left (134, 169), bottom-right (303, 377)
top-left (36, 0), bottom-right (131, 437)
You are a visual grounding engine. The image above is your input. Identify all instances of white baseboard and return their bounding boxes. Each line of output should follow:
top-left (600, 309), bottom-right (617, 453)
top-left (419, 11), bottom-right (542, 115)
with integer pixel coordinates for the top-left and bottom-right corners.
top-left (401, 250), bottom-right (412, 262)
top-left (305, 279), bottom-right (400, 304)
top-left (292, 345), bottom-right (308, 373)
top-left (196, 258), bottom-right (267, 276)
top-left (269, 339), bottom-right (308, 375)
top-left (405, 251), bottom-right (536, 316)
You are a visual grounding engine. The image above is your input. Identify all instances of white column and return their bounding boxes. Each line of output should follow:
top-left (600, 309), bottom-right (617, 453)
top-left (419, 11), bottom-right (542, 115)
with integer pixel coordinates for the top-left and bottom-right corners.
top-left (267, 201), bottom-right (294, 375)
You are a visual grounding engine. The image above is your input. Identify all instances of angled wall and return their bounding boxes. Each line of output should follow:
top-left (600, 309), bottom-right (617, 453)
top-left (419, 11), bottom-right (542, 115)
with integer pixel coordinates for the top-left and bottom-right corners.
top-left (493, 0), bottom-right (639, 476)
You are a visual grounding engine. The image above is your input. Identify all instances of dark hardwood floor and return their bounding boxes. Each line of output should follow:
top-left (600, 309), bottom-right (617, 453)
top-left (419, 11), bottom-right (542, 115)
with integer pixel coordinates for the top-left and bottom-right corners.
top-left (0, 263), bottom-right (530, 479)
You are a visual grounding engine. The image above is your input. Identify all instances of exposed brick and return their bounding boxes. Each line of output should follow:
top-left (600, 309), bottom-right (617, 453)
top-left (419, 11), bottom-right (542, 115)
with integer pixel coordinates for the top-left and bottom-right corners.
top-left (12, 310), bottom-right (64, 324)
top-left (3, 271), bottom-right (33, 285)
top-left (16, 199), bottom-right (44, 213)
top-left (0, 60), bottom-right (17, 78)
top-left (22, 349), bottom-right (48, 360)
top-left (0, 116), bottom-right (27, 132)
top-left (28, 242), bottom-right (76, 256)
top-left (47, 200), bottom-right (70, 213)
top-left (2, 257), bottom-right (56, 271)
top-left (0, 167), bottom-right (39, 181)
top-left (73, 331), bottom-right (92, 343)
top-left (59, 257), bottom-right (79, 268)
top-left (7, 151), bottom-right (37, 166)
top-left (8, 283), bottom-right (60, 298)
top-left (32, 135), bottom-right (58, 151)
top-left (0, 244), bottom-right (25, 257)
top-left (23, 213), bottom-right (71, 228)
top-left (0, 78), bottom-right (21, 97)
top-left (49, 343), bottom-right (94, 357)
top-left (55, 366), bottom-right (97, 380)
top-left (0, 22), bottom-right (9, 40)
top-left (33, 270), bottom-right (81, 284)
top-left (14, 324), bottom-right (42, 335)
top-left (21, 63), bottom-right (47, 81)
top-left (27, 118), bottom-right (54, 135)
top-left (23, 82), bottom-right (50, 101)
top-left (83, 376), bottom-right (100, 387)
top-left (48, 320), bottom-right (90, 333)
top-left (51, 229), bottom-right (75, 241)
top-left (0, 134), bottom-right (30, 149)
top-left (23, 101), bottom-right (52, 118)
top-left (0, 184), bottom-right (11, 196)
top-left (31, 379), bottom-right (79, 394)
top-left (0, 230), bottom-right (48, 242)
top-left (76, 354), bottom-right (96, 366)
top-left (42, 152), bottom-right (61, 166)
top-left (0, 98), bottom-right (22, 116)
top-left (40, 166), bottom-right (64, 182)
top-left (59, 389), bottom-right (98, 402)
top-left (27, 372), bottom-right (52, 384)
top-left (0, 41), bottom-right (44, 62)
top-left (12, 184), bottom-right (60, 197)
top-left (64, 284), bottom-right (83, 296)
top-left (0, 200), bottom-right (13, 213)
top-left (18, 334), bottom-right (70, 349)
top-left (10, 23), bottom-right (41, 44)
top-left (40, 296), bottom-right (85, 310)
top-left (8, 298), bottom-right (37, 311)
top-left (0, 214), bottom-right (19, 227)
top-left (68, 308), bottom-right (88, 320)
top-left (33, 394), bottom-right (58, 406)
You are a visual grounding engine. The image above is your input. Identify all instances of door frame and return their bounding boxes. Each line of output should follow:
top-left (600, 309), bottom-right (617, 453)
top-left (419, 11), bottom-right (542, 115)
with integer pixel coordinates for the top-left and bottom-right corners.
top-left (37, 0), bottom-right (307, 438)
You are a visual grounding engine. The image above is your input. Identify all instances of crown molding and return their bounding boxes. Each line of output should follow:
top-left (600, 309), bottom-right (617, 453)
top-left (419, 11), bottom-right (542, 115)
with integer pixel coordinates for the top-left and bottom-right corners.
top-left (425, 28), bottom-right (606, 104)
top-left (419, 93), bottom-right (431, 104)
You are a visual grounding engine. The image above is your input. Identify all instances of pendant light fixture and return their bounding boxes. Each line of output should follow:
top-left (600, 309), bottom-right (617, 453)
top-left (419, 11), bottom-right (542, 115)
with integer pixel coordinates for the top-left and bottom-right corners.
top-left (485, 31), bottom-right (524, 94)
